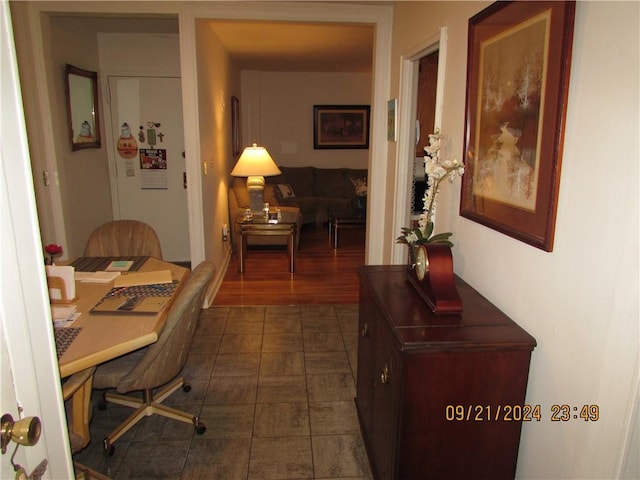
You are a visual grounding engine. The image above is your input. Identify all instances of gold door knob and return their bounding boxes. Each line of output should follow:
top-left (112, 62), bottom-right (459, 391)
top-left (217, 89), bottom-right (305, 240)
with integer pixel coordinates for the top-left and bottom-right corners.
top-left (1, 414), bottom-right (41, 454)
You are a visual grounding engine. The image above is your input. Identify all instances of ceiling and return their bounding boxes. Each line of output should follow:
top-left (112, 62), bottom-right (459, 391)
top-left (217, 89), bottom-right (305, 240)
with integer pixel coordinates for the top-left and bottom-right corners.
top-left (50, 15), bottom-right (375, 73)
top-left (204, 20), bottom-right (374, 73)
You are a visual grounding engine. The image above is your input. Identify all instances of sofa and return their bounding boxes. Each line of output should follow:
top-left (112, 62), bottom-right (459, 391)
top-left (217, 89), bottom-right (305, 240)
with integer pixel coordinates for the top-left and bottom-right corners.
top-left (267, 166), bottom-right (368, 225)
top-left (228, 166), bottom-right (367, 248)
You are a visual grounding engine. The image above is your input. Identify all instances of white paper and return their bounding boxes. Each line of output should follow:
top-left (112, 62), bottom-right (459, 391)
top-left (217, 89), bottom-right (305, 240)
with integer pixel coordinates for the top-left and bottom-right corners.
top-left (46, 265), bottom-right (75, 300)
top-left (141, 170), bottom-right (168, 189)
top-left (51, 305), bottom-right (77, 321)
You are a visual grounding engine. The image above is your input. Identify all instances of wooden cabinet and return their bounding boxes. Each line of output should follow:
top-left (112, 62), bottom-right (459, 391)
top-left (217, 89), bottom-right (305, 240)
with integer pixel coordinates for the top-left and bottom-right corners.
top-left (356, 266), bottom-right (536, 480)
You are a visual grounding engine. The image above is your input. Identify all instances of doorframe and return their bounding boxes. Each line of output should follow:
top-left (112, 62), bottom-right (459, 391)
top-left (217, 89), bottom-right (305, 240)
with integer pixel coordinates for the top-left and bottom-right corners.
top-left (8, 2), bottom-right (70, 254)
top-left (179, 2), bottom-right (393, 265)
top-left (392, 27), bottom-right (448, 264)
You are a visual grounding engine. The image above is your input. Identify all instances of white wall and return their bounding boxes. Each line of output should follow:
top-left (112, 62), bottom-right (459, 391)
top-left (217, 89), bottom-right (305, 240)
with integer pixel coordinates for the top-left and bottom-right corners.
top-left (241, 70), bottom-right (371, 169)
top-left (195, 21), bottom-right (241, 271)
top-left (391, 2), bottom-right (639, 478)
top-left (15, 12), bottom-right (182, 259)
top-left (44, 16), bottom-right (113, 258)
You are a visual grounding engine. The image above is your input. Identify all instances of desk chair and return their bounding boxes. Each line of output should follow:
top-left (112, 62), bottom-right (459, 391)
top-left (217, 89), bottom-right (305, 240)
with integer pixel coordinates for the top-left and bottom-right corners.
top-left (62, 367), bottom-right (111, 479)
top-left (92, 261), bottom-right (215, 455)
top-left (84, 220), bottom-right (163, 259)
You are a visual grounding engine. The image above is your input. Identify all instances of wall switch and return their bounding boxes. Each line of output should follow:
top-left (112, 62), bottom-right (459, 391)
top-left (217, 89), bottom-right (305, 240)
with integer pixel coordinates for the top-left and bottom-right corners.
top-left (222, 223), bottom-right (229, 241)
top-left (42, 170), bottom-right (50, 186)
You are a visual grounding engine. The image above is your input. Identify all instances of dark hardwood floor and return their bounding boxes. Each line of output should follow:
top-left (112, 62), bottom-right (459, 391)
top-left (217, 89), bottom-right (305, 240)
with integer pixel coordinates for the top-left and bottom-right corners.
top-left (213, 223), bottom-right (365, 305)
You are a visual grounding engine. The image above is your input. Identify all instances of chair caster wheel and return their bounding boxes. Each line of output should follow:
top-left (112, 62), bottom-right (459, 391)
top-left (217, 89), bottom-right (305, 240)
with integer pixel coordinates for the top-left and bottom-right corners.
top-left (195, 421), bottom-right (206, 435)
top-left (97, 402), bottom-right (107, 411)
top-left (103, 439), bottom-right (115, 457)
top-left (182, 384), bottom-right (191, 393)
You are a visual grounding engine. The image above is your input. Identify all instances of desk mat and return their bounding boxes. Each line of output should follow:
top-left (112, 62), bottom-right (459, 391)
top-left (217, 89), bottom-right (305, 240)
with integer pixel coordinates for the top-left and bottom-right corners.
top-left (90, 281), bottom-right (179, 315)
top-left (54, 327), bottom-right (82, 358)
top-left (70, 256), bottom-right (148, 272)
top-left (104, 281), bottom-right (178, 298)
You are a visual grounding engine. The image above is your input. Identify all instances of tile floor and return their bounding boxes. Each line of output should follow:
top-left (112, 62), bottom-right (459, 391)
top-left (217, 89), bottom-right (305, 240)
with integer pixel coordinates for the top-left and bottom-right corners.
top-left (73, 304), bottom-right (372, 480)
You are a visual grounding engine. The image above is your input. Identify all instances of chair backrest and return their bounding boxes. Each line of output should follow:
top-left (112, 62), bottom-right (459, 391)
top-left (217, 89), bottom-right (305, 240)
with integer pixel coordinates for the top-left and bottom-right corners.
top-left (116, 261), bottom-right (215, 393)
top-left (84, 220), bottom-right (163, 259)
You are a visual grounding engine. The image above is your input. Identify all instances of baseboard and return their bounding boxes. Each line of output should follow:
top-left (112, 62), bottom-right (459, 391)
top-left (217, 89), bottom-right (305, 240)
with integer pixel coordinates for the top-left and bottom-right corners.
top-left (201, 247), bottom-right (231, 308)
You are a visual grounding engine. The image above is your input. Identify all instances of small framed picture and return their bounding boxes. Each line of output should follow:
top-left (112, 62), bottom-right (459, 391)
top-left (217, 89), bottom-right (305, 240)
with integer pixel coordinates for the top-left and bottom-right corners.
top-left (313, 105), bottom-right (370, 149)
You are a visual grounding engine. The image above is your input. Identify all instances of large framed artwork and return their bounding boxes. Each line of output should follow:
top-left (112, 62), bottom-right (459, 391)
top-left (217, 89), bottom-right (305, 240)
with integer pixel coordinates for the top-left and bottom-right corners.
top-left (460, 1), bottom-right (576, 251)
top-left (313, 105), bottom-right (370, 149)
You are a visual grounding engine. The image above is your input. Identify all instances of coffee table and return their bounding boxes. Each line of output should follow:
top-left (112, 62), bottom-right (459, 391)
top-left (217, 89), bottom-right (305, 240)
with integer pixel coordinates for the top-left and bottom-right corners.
top-left (330, 216), bottom-right (366, 249)
top-left (236, 212), bottom-right (297, 273)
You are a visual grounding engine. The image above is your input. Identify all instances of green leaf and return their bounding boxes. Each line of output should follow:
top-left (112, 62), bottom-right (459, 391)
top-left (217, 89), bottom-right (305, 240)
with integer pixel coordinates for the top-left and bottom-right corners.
top-left (425, 221), bottom-right (434, 238)
top-left (429, 232), bottom-right (453, 243)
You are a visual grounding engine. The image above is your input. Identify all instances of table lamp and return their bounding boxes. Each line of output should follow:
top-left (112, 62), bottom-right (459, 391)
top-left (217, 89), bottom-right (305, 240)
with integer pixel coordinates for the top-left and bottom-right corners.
top-left (231, 143), bottom-right (281, 213)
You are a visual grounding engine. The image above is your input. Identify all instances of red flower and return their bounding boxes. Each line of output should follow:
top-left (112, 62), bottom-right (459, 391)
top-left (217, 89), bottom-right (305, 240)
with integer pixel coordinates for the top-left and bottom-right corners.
top-left (44, 244), bottom-right (63, 256)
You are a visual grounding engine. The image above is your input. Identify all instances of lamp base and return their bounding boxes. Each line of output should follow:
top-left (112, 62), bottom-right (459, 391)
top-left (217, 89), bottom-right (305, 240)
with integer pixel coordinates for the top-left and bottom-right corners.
top-left (247, 176), bottom-right (266, 213)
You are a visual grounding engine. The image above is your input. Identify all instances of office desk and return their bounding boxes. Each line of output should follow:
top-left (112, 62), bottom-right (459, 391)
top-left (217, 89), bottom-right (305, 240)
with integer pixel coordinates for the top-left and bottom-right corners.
top-left (57, 257), bottom-right (188, 378)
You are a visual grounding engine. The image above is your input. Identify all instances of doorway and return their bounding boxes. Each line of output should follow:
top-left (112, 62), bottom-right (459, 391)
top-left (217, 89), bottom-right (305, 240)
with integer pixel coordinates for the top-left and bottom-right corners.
top-left (106, 76), bottom-right (190, 263)
top-left (392, 27), bottom-right (448, 264)
top-left (412, 51), bottom-right (439, 220)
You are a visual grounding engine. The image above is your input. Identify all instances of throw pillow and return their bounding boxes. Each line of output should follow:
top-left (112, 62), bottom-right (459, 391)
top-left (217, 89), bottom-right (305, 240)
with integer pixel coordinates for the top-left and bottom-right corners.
top-left (350, 177), bottom-right (367, 197)
top-left (276, 184), bottom-right (296, 200)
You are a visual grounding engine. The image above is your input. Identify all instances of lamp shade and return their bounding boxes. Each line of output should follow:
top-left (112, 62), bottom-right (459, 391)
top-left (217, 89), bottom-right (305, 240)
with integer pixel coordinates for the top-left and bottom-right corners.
top-left (231, 144), bottom-right (281, 177)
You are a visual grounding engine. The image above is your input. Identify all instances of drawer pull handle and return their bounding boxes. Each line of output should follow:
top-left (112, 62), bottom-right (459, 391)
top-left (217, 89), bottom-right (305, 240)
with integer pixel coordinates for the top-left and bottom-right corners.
top-left (380, 364), bottom-right (389, 384)
top-left (361, 322), bottom-right (369, 338)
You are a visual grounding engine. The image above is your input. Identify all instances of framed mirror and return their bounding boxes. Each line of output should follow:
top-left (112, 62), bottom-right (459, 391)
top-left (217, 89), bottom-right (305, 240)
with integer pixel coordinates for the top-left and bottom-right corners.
top-left (65, 64), bottom-right (101, 150)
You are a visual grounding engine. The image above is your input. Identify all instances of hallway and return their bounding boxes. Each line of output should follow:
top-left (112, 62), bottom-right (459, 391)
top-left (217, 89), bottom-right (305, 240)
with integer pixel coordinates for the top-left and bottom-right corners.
top-left (72, 225), bottom-right (370, 478)
top-left (73, 304), bottom-right (371, 479)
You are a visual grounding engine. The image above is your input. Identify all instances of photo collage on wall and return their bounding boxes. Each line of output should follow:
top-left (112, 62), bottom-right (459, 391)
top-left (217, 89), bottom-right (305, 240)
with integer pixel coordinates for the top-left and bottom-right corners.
top-left (116, 121), bottom-right (168, 189)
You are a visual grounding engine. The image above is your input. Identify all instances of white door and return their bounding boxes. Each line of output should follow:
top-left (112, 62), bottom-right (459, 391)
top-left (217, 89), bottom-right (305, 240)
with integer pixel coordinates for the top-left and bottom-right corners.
top-left (2, 3), bottom-right (73, 477)
top-left (108, 76), bottom-right (190, 263)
